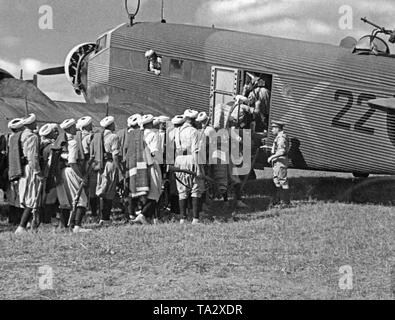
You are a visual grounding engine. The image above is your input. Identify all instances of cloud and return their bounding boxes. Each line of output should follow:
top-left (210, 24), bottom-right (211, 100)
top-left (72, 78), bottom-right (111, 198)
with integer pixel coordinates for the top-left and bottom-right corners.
top-left (0, 58), bottom-right (19, 75)
top-left (38, 75), bottom-right (85, 102)
top-left (195, 0), bottom-right (395, 45)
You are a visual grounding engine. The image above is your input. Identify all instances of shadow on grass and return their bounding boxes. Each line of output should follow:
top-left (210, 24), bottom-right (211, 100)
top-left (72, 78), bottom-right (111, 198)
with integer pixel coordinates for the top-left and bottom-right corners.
top-left (244, 175), bottom-right (395, 205)
top-left (203, 175), bottom-right (395, 220)
top-left (2, 175), bottom-right (395, 231)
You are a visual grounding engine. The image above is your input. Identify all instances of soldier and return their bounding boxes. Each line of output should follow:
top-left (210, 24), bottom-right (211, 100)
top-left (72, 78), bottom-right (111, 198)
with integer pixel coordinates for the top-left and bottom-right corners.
top-left (6, 118), bottom-right (25, 226)
top-left (166, 115), bottom-right (186, 217)
top-left (96, 116), bottom-right (123, 226)
top-left (56, 119), bottom-right (91, 233)
top-left (132, 114), bottom-right (163, 225)
top-left (153, 115), bottom-right (170, 169)
top-left (268, 121), bottom-right (291, 207)
top-left (38, 123), bottom-right (59, 224)
top-left (15, 114), bottom-right (42, 234)
top-left (195, 112), bottom-right (216, 214)
top-left (77, 116), bottom-right (98, 220)
top-left (145, 50), bottom-right (162, 75)
top-left (124, 114), bottom-right (142, 219)
top-left (174, 109), bottom-right (202, 224)
top-left (248, 78), bottom-right (271, 132)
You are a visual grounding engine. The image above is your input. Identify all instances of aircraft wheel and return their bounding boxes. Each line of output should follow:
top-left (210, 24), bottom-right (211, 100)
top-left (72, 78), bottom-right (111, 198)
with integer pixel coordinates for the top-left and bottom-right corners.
top-left (352, 172), bottom-right (369, 178)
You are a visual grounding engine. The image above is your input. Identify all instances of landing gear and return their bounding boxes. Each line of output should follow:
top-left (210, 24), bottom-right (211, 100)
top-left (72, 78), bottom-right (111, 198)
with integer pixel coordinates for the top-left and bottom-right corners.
top-left (352, 172), bottom-right (369, 178)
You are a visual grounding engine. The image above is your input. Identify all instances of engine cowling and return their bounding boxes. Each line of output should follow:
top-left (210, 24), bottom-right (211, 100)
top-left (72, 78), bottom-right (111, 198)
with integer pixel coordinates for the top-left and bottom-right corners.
top-left (64, 42), bottom-right (96, 95)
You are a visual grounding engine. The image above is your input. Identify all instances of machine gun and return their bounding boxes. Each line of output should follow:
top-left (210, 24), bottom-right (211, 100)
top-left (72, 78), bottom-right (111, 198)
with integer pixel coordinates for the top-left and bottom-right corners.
top-left (361, 17), bottom-right (395, 43)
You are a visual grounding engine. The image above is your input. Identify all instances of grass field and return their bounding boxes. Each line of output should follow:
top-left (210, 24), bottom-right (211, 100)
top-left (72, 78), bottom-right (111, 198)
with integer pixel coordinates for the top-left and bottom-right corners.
top-left (0, 170), bottom-right (394, 300)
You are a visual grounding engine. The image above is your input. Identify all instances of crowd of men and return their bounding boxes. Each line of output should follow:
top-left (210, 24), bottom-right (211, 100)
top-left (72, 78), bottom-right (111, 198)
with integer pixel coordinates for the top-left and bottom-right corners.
top-left (0, 77), bottom-right (290, 235)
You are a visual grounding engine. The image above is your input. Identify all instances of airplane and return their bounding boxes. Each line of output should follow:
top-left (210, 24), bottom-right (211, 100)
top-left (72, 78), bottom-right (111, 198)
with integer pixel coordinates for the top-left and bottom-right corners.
top-left (2, 0), bottom-right (395, 178)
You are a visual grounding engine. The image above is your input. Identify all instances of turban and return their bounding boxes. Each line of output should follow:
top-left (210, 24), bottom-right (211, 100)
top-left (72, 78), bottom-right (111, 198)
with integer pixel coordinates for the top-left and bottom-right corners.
top-left (145, 49), bottom-right (155, 58)
top-left (153, 116), bottom-right (171, 126)
top-left (22, 113), bottom-right (36, 125)
top-left (235, 95), bottom-right (248, 104)
top-left (39, 123), bottom-right (57, 137)
top-left (127, 114), bottom-right (142, 128)
top-left (77, 116), bottom-right (92, 130)
top-left (183, 109), bottom-right (199, 119)
top-left (8, 118), bottom-right (24, 130)
top-left (172, 115), bottom-right (185, 125)
top-left (100, 116), bottom-right (115, 128)
top-left (139, 114), bottom-right (154, 127)
top-left (196, 112), bottom-right (208, 123)
top-left (60, 119), bottom-right (76, 130)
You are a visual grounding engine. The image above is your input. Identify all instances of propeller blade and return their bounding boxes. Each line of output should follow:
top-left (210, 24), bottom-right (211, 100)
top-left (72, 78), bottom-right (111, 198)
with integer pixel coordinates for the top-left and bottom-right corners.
top-left (37, 66), bottom-right (65, 76)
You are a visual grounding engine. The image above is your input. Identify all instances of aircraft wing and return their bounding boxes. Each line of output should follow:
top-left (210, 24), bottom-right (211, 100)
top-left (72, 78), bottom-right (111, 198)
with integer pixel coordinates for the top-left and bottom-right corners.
top-left (368, 98), bottom-right (395, 112)
top-left (0, 76), bottom-right (136, 133)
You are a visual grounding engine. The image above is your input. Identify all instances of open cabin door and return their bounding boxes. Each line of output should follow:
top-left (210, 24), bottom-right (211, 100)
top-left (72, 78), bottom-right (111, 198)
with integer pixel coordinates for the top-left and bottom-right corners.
top-left (209, 66), bottom-right (240, 127)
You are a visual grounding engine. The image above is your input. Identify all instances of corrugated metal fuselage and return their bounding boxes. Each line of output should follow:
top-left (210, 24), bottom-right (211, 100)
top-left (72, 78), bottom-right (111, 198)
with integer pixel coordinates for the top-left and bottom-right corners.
top-left (85, 22), bottom-right (395, 175)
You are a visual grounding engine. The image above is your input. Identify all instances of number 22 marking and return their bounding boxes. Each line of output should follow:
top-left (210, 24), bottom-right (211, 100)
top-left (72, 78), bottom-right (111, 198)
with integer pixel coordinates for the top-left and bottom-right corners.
top-left (332, 90), bottom-right (376, 135)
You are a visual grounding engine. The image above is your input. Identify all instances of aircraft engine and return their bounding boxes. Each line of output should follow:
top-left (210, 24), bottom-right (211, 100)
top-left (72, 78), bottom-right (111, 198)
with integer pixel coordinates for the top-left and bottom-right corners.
top-left (64, 42), bottom-right (96, 95)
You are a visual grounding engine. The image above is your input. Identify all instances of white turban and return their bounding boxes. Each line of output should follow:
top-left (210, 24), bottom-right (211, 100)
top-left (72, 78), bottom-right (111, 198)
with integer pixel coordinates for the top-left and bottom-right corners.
top-left (22, 113), bottom-right (37, 125)
top-left (235, 95), bottom-right (248, 104)
top-left (171, 115), bottom-right (185, 125)
top-left (145, 49), bottom-right (155, 58)
top-left (139, 114), bottom-right (154, 127)
top-left (77, 116), bottom-right (92, 130)
top-left (8, 118), bottom-right (24, 130)
top-left (60, 119), bottom-right (76, 130)
top-left (100, 116), bottom-right (115, 128)
top-left (153, 116), bottom-right (170, 126)
top-left (183, 109), bottom-right (199, 119)
top-left (128, 114), bottom-right (142, 128)
top-left (196, 112), bottom-right (208, 123)
top-left (39, 123), bottom-right (57, 137)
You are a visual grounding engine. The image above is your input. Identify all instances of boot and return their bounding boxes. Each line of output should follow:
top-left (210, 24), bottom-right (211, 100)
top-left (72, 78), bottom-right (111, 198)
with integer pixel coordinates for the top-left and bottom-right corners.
top-left (8, 206), bottom-right (16, 225)
top-left (132, 214), bottom-right (148, 225)
top-left (59, 209), bottom-right (70, 229)
top-left (192, 198), bottom-right (200, 220)
top-left (179, 199), bottom-right (187, 222)
top-left (271, 188), bottom-right (281, 207)
top-left (281, 189), bottom-right (291, 207)
top-left (15, 226), bottom-right (27, 235)
top-left (19, 208), bottom-right (32, 229)
top-left (89, 197), bottom-right (98, 217)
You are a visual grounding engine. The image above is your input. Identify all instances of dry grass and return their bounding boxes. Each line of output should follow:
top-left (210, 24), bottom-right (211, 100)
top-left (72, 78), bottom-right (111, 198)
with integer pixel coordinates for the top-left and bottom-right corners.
top-left (0, 170), bottom-right (394, 300)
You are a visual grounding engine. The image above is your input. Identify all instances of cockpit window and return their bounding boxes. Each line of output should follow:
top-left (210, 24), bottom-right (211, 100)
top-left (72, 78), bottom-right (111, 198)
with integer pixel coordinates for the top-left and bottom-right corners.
top-left (353, 35), bottom-right (390, 55)
top-left (95, 35), bottom-right (108, 53)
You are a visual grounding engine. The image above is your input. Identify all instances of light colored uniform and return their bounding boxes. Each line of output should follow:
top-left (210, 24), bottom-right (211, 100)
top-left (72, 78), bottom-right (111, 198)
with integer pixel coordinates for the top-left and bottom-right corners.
top-left (271, 131), bottom-right (290, 189)
top-left (18, 128), bottom-right (40, 209)
top-left (144, 129), bottom-right (163, 202)
top-left (81, 129), bottom-right (96, 197)
top-left (174, 123), bottom-right (201, 200)
top-left (96, 130), bottom-right (120, 200)
top-left (56, 133), bottom-right (88, 209)
top-left (7, 133), bottom-right (20, 208)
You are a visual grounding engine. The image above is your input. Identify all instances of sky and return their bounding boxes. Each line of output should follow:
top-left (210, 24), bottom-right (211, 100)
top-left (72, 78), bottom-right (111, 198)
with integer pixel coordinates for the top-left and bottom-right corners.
top-left (1, 0), bottom-right (395, 102)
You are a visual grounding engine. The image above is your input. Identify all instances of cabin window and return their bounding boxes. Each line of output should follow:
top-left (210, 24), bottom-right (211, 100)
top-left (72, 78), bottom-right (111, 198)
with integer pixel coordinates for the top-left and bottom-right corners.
top-left (215, 69), bottom-right (236, 92)
top-left (191, 61), bottom-right (210, 85)
top-left (169, 59), bottom-right (184, 79)
top-left (95, 35), bottom-right (108, 53)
